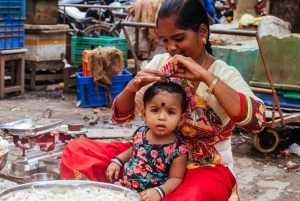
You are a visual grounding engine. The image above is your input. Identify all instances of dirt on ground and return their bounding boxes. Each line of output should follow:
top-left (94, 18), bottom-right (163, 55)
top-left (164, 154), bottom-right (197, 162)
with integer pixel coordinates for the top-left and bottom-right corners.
top-left (1, 91), bottom-right (300, 200)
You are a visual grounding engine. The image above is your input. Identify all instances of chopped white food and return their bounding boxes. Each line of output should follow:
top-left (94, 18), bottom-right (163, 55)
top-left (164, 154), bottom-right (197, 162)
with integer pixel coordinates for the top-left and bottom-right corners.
top-left (1, 186), bottom-right (139, 201)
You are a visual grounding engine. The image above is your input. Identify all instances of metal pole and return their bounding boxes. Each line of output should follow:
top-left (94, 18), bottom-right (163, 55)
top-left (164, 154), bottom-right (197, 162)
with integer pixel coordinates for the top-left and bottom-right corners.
top-left (58, 4), bottom-right (129, 9)
top-left (63, 6), bottom-right (66, 24)
top-left (255, 33), bottom-right (285, 127)
top-left (121, 27), bottom-right (141, 73)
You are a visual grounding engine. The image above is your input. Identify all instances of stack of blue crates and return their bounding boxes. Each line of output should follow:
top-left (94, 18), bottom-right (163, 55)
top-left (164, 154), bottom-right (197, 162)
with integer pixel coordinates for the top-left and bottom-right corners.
top-left (76, 69), bottom-right (132, 107)
top-left (0, 0), bottom-right (25, 49)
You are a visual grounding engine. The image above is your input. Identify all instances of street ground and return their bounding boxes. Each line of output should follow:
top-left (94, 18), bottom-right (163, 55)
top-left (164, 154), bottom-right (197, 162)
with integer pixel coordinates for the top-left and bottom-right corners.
top-left (1, 91), bottom-right (300, 200)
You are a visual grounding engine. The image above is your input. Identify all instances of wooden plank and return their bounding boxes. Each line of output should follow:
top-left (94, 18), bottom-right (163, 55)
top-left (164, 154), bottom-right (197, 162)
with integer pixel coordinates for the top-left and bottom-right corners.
top-left (0, 171), bottom-right (31, 184)
top-left (36, 74), bottom-right (63, 80)
top-left (86, 128), bottom-right (136, 139)
top-left (265, 110), bottom-right (290, 118)
top-left (3, 86), bottom-right (21, 93)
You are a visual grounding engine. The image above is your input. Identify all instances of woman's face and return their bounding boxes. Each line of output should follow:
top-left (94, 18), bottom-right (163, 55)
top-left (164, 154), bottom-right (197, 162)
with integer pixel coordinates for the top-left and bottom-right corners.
top-left (157, 17), bottom-right (204, 62)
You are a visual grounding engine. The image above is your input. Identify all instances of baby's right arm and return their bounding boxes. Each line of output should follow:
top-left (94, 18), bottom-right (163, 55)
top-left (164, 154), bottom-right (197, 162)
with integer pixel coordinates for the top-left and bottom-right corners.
top-left (105, 146), bottom-right (134, 183)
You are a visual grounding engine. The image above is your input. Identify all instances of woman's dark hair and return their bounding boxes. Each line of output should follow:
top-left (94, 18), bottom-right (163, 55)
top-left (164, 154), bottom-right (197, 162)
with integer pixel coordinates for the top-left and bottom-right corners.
top-left (157, 0), bottom-right (213, 55)
top-left (143, 82), bottom-right (187, 113)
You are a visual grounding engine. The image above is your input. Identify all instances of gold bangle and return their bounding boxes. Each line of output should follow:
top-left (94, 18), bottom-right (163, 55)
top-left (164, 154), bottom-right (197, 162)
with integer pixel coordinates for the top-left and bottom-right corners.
top-left (206, 76), bottom-right (220, 95)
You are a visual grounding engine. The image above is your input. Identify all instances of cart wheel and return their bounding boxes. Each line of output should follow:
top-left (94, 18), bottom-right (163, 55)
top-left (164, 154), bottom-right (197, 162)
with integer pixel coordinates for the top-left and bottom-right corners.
top-left (252, 128), bottom-right (279, 153)
top-left (84, 23), bottom-right (120, 37)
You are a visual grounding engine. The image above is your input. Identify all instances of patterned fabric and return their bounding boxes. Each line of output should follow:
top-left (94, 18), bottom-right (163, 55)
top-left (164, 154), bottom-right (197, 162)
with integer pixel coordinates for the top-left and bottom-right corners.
top-left (112, 96), bottom-right (136, 123)
top-left (112, 56), bottom-right (266, 170)
top-left (115, 126), bottom-right (187, 192)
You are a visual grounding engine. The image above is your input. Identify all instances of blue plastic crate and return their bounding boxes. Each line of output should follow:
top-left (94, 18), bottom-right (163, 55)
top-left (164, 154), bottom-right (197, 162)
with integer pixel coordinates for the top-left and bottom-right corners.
top-left (71, 36), bottom-right (128, 68)
top-left (76, 69), bottom-right (132, 107)
top-left (0, 20), bottom-right (24, 49)
top-left (0, 0), bottom-right (26, 20)
top-left (255, 90), bottom-right (300, 109)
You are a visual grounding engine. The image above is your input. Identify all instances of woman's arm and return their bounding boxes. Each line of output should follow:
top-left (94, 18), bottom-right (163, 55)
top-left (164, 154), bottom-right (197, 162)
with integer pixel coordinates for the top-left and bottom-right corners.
top-left (160, 154), bottom-right (187, 195)
top-left (203, 71), bottom-right (241, 116)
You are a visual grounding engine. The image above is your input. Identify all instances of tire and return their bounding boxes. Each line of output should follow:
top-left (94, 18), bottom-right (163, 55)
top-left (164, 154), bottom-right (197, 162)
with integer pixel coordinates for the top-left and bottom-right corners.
top-left (252, 128), bottom-right (280, 153)
top-left (83, 23), bottom-right (120, 37)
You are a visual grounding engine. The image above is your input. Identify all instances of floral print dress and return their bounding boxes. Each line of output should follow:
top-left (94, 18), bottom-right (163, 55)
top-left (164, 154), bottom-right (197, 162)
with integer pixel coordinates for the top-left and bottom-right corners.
top-left (115, 126), bottom-right (188, 192)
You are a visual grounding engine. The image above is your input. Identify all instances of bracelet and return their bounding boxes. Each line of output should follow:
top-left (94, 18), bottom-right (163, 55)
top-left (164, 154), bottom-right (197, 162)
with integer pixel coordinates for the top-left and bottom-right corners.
top-left (114, 156), bottom-right (124, 166)
top-left (111, 158), bottom-right (122, 167)
top-left (154, 186), bottom-right (165, 199)
top-left (206, 76), bottom-right (220, 95)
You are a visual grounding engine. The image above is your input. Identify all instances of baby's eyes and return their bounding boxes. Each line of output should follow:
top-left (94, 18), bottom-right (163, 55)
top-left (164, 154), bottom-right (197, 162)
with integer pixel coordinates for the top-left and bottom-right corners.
top-left (168, 111), bottom-right (175, 115)
top-left (151, 109), bottom-right (159, 113)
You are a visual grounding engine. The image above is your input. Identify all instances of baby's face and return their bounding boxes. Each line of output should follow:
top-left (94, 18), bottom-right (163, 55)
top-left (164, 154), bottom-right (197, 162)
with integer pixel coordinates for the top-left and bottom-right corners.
top-left (143, 91), bottom-right (184, 137)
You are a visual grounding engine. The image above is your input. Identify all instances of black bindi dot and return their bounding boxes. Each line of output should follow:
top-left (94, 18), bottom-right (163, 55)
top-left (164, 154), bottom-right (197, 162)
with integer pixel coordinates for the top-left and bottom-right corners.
top-left (161, 102), bottom-right (165, 107)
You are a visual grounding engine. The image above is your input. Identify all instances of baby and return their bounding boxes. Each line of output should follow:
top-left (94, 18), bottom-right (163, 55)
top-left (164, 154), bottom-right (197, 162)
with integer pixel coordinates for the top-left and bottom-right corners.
top-left (106, 82), bottom-right (188, 201)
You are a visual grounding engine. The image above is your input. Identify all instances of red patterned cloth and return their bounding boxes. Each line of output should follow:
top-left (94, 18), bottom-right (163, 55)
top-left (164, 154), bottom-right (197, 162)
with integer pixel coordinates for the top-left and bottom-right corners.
top-left (60, 139), bottom-right (236, 201)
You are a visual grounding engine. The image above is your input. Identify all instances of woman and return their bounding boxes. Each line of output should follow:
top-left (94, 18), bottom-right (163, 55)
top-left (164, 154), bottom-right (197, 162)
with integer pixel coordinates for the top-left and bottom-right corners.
top-left (60, 0), bottom-right (266, 200)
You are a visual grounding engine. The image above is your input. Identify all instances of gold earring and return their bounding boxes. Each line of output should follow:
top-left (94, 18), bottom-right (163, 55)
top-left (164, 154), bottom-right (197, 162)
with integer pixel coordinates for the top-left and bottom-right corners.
top-left (202, 38), bottom-right (207, 45)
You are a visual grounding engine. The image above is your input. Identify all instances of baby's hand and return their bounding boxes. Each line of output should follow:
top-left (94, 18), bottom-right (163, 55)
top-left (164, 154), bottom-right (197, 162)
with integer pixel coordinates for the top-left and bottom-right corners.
top-left (105, 162), bottom-right (121, 183)
top-left (140, 188), bottom-right (162, 201)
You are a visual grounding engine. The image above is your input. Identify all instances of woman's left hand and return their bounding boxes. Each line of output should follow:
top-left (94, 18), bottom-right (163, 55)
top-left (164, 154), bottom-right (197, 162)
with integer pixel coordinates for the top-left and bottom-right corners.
top-left (169, 54), bottom-right (206, 82)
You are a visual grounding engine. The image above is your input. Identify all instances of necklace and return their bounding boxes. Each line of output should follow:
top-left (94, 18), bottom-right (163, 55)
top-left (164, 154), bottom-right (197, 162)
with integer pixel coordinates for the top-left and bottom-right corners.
top-left (201, 51), bottom-right (208, 67)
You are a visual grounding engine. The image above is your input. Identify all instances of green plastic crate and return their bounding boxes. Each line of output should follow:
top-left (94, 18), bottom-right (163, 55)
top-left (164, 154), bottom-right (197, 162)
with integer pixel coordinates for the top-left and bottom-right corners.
top-left (71, 36), bottom-right (128, 68)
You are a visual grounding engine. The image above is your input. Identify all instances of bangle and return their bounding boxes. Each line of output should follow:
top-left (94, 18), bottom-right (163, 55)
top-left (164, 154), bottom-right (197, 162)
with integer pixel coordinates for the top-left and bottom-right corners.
top-left (206, 76), bottom-right (220, 95)
top-left (111, 158), bottom-right (122, 167)
top-left (114, 156), bottom-right (124, 166)
top-left (154, 186), bottom-right (165, 198)
top-left (154, 187), bottom-right (164, 199)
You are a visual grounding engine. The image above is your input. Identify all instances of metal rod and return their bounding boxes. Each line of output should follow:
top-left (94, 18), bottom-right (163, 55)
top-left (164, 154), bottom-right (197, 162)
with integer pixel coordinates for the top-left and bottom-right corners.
top-left (120, 22), bottom-right (156, 29)
top-left (98, 10), bottom-right (102, 34)
top-left (121, 27), bottom-right (141, 73)
top-left (58, 4), bottom-right (129, 9)
top-left (250, 87), bottom-right (273, 94)
top-left (63, 6), bottom-right (66, 24)
top-left (255, 32), bottom-right (285, 126)
top-left (210, 29), bottom-right (256, 36)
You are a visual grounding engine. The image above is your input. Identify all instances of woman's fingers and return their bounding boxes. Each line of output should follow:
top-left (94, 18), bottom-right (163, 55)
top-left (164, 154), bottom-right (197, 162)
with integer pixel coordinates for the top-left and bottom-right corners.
top-left (130, 69), bottom-right (171, 91)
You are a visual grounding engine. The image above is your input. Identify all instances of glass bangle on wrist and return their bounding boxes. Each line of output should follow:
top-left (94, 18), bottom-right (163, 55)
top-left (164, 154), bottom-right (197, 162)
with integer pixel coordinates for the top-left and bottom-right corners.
top-left (111, 158), bottom-right (122, 167)
top-left (111, 156), bottom-right (124, 167)
top-left (154, 186), bottom-right (165, 199)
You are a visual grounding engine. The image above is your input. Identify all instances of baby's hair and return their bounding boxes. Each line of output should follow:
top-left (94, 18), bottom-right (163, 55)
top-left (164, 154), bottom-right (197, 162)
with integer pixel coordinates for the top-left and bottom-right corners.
top-left (143, 82), bottom-right (187, 113)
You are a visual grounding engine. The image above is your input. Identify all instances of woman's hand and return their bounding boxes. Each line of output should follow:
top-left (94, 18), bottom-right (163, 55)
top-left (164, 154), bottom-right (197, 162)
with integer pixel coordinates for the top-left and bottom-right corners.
top-left (140, 188), bottom-right (162, 201)
top-left (126, 69), bottom-right (171, 93)
top-left (105, 162), bottom-right (121, 183)
top-left (169, 54), bottom-right (206, 82)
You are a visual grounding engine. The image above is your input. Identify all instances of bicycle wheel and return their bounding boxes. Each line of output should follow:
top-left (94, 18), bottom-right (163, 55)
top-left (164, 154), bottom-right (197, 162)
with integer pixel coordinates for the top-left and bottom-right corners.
top-left (83, 23), bottom-right (120, 37)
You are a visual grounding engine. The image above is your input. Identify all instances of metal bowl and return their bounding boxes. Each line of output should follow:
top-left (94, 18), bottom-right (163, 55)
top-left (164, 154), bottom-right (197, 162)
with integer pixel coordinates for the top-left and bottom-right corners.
top-left (0, 180), bottom-right (141, 201)
top-left (30, 173), bottom-right (57, 182)
top-left (0, 150), bottom-right (9, 171)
